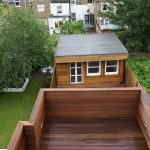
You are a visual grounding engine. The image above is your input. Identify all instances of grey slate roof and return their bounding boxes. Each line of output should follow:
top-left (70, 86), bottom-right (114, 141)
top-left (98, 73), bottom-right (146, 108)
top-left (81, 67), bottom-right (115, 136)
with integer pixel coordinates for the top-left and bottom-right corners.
top-left (55, 33), bottom-right (128, 57)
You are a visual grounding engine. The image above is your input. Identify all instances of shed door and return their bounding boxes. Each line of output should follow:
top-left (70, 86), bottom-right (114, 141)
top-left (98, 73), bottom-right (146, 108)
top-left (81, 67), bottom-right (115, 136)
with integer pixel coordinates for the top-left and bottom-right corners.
top-left (70, 62), bottom-right (82, 84)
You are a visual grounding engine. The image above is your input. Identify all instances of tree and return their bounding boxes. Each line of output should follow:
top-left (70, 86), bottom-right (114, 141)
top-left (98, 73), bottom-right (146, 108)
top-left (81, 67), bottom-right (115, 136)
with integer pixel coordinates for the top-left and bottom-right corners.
top-left (0, 5), bottom-right (52, 89)
top-left (99, 0), bottom-right (150, 52)
top-left (61, 21), bottom-right (87, 34)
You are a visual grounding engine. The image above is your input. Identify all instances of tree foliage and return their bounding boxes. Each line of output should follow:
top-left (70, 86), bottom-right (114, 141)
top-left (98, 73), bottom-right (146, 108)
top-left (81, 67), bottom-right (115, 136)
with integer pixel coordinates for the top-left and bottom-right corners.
top-left (61, 21), bottom-right (87, 34)
top-left (0, 5), bottom-right (52, 89)
top-left (99, 0), bottom-right (150, 52)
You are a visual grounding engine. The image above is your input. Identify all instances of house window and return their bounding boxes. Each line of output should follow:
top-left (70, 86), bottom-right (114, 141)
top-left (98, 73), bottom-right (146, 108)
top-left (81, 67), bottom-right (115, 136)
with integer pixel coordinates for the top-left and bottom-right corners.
top-left (71, 0), bottom-right (76, 4)
top-left (37, 4), bottom-right (45, 12)
top-left (100, 18), bottom-right (109, 26)
top-left (29, 0), bottom-right (32, 5)
top-left (88, 0), bottom-right (92, 3)
top-left (87, 62), bottom-right (101, 76)
top-left (14, 0), bottom-right (20, 7)
top-left (71, 13), bottom-right (76, 21)
top-left (105, 60), bottom-right (119, 75)
top-left (101, 3), bottom-right (109, 11)
top-left (70, 62), bottom-right (82, 84)
top-left (57, 5), bottom-right (62, 13)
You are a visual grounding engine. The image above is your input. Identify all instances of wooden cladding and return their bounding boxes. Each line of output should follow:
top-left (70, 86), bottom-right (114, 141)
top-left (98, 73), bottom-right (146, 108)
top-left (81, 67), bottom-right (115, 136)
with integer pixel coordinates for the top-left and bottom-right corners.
top-left (125, 64), bottom-right (141, 87)
top-left (55, 60), bottom-right (125, 88)
top-left (8, 89), bottom-right (46, 150)
top-left (7, 88), bottom-right (150, 149)
top-left (44, 88), bottom-right (141, 120)
top-left (138, 89), bottom-right (150, 149)
top-left (55, 54), bottom-right (129, 64)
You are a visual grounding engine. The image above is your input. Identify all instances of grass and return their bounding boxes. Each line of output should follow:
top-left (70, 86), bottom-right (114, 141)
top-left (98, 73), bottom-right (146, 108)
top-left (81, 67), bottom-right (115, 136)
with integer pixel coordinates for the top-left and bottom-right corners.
top-left (127, 57), bottom-right (150, 95)
top-left (0, 79), bottom-right (45, 148)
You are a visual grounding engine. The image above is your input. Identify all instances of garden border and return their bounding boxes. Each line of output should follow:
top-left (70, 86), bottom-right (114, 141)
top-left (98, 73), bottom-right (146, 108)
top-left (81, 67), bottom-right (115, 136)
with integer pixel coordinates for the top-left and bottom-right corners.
top-left (2, 78), bottom-right (30, 93)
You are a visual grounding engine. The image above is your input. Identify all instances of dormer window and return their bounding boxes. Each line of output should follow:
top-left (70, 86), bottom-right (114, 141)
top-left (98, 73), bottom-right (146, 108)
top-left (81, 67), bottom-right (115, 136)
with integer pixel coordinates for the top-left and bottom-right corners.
top-left (101, 3), bottom-right (109, 11)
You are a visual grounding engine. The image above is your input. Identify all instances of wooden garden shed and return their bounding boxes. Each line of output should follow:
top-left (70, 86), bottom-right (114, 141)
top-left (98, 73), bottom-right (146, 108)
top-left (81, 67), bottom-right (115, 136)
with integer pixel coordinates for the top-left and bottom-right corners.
top-left (54, 33), bottom-right (129, 87)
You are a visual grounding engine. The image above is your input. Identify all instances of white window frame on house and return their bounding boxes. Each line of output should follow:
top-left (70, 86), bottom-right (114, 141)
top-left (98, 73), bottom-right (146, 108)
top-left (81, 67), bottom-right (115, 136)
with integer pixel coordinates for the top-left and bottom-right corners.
top-left (70, 62), bottom-right (82, 84)
top-left (14, 0), bottom-right (20, 7)
top-left (37, 4), bottom-right (45, 12)
top-left (105, 60), bottom-right (119, 75)
top-left (100, 18), bottom-right (110, 26)
top-left (57, 5), bottom-right (62, 13)
top-left (87, 62), bottom-right (101, 76)
top-left (101, 3), bottom-right (110, 12)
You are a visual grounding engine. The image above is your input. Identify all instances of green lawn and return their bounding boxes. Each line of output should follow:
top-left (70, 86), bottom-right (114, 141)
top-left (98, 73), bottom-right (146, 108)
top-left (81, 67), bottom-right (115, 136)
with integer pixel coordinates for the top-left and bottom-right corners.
top-left (0, 79), bottom-right (45, 148)
top-left (128, 57), bottom-right (150, 95)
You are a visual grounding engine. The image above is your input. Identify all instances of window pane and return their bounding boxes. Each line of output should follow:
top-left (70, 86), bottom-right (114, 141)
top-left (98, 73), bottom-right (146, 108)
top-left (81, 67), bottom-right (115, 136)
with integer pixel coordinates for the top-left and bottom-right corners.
top-left (106, 67), bottom-right (117, 72)
top-left (77, 62), bottom-right (81, 67)
top-left (77, 68), bottom-right (81, 75)
top-left (88, 62), bottom-right (99, 67)
top-left (71, 68), bottom-right (75, 75)
top-left (88, 68), bottom-right (99, 73)
top-left (77, 76), bottom-right (82, 82)
top-left (71, 63), bottom-right (75, 67)
top-left (107, 60), bottom-right (117, 66)
top-left (71, 76), bottom-right (75, 83)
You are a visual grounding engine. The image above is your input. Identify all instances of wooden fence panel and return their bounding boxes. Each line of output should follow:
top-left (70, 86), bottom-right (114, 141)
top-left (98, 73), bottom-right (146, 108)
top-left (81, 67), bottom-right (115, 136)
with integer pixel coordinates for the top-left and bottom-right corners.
top-left (138, 89), bottom-right (150, 149)
top-left (45, 88), bottom-right (141, 120)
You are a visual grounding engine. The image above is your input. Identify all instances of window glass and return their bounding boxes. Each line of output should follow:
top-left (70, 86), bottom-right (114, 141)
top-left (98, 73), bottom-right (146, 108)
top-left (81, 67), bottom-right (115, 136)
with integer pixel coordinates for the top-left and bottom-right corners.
top-left (101, 3), bottom-right (109, 11)
top-left (87, 62), bottom-right (101, 76)
top-left (57, 6), bottom-right (62, 13)
top-left (70, 62), bottom-right (82, 84)
top-left (105, 60), bottom-right (119, 75)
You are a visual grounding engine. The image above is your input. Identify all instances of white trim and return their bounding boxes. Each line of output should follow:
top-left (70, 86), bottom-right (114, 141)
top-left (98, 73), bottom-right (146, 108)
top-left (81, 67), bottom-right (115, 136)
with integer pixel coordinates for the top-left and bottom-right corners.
top-left (70, 62), bottom-right (82, 84)
top-left (87, 61), bottom-right (101, 76)
top-left (2, 78), bottom-right (30, 93)
top-left (37, 4), bottom-right (45, 12)
top-left (105, 60), bottom-right (119, 75)
top-left (101, 3), bottom-right (110, 12)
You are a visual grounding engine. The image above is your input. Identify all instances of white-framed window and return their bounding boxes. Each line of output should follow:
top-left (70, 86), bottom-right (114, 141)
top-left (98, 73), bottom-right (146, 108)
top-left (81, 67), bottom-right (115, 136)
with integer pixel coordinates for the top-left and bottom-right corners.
top-left (100, 18), bottom-right (109, 26)
top-left (105, 60), bottom-right (119, 75)
top-left (37, 4), bottom-right (45, 12)
top-left (71, 13), bottom-right (76, 21)
top-left (70, 62), bottom-right (82, 84)
top-left (71, 0), bottom-right (76, 4)
top-left (87, 61), bottom-right (101, 76)
top-left (101, 3), bottom-right (109, 11)
top-left (14, 0), bottom-right (20, 7)
top-left (57, 5), bottom-right (62, 13)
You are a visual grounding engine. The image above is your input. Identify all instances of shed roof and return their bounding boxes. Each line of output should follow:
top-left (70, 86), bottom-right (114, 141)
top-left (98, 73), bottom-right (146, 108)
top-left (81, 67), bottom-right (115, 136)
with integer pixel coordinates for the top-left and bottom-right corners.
top-left (55, 33), bottom-right (128, 57)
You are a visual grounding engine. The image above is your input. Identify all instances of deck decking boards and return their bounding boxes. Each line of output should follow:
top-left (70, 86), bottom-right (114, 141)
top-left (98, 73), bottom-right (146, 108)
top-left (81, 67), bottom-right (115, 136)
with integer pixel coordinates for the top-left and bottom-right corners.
top-left (40, 118), bottom-right (149, 150)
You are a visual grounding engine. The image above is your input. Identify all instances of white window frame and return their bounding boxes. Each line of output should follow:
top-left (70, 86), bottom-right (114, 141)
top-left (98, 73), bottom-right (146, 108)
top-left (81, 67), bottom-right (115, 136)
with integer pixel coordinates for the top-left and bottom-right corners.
top-left (105, 60), bottom-right (119, 75)
top-left (14, 0), bottom-right (20, 7)
top-left (37, 4), bottom-right (45, 12)
top-left (70, 62), bottom-right (82, 84)
top-left (100, 18), bottom-right (110, 26)
top-left (87, 62), bottom-right (101, 76)
top-left (101, 3), bottom-right (110, 12)
top-left (57, 5), bottom-right (62, 13)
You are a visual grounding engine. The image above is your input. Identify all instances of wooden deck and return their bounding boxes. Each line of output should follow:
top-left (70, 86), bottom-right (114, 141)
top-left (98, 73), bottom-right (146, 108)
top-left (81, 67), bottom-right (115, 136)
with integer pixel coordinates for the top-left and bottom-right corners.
top-left (40, 118), bottom-right (149, 150)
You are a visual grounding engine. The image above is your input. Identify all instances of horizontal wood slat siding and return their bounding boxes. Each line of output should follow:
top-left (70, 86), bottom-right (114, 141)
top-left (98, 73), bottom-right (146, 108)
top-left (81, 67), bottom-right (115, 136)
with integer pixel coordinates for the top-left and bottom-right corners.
top-left (45, 88), bottom-right (141, 120)
top-left (55, 54), bottom-right (129, 63)
top-left (125, 64), bottom-right (141, 87)
top-left (7, 122), bottom-right (26, 150)
top-left (56, 60), bottom-right (125, 88)
top-left (30, 89), bottom-right (46, 149)
top-left (138, 89), bottom-right (150, 149)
